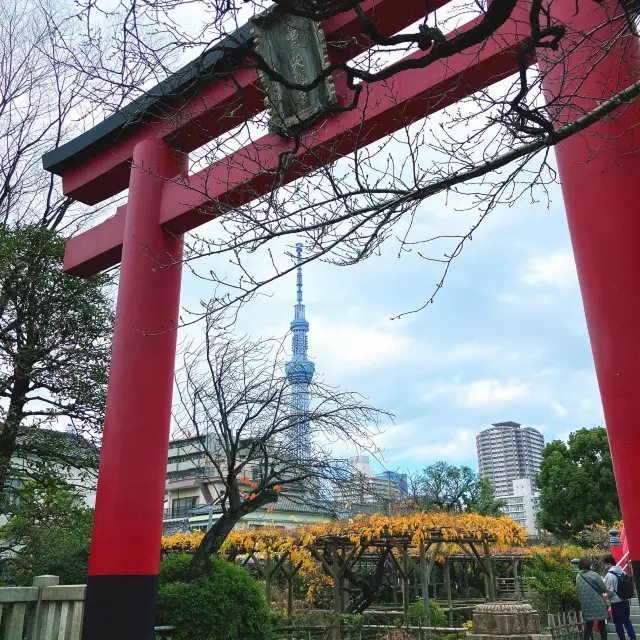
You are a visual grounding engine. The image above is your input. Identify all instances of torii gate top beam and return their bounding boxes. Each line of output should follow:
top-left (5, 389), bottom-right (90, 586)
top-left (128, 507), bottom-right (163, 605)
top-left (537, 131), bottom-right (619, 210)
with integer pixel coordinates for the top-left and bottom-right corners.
top-left (41, 0), bottom-right (450, 205)
top-left (43, 1), bottom-right (531, 278)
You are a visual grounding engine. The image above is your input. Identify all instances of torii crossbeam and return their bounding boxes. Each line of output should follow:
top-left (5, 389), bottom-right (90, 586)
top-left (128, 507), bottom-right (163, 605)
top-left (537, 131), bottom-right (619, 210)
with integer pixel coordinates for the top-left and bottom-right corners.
top-left (42, 1), bottom-right (640, 638)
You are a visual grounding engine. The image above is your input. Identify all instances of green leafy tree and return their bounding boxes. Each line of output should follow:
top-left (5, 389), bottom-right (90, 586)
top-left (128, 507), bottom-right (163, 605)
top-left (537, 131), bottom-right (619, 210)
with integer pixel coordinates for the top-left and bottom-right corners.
top-left (0, 225), bottom-right (113, 512)
top-left (406, 462), bottom-right (505, 516)
top-left (536, 427), bottom-right (620, 538)
top-left (0, 477), bottom-right (94, 585)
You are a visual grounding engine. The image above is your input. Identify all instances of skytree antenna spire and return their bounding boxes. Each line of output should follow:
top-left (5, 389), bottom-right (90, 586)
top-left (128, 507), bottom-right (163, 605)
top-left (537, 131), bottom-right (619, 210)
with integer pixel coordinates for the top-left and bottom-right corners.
top-left (285, 243), bottom-right (315, 459)
top-left (297, 244), bottom-right (303, 306)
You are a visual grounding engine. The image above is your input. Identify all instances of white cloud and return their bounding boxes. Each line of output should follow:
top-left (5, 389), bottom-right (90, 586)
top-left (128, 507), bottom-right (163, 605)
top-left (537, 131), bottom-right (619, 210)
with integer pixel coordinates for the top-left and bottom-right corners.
top-left (309, 317), bottom-right (412, 373)
top-left (464, 379), bottom-right (530, 406)
top-left (376, 420), bottom-right (487, 468)
top-left (528, 423), bottom-right (550, 434)
top-left (444, 343), bottom-right (498, 363)
top-left (421, 377), bottom-right (531, 407)
top-left (495, 291), bottom-right (559, 312)
top-left (552, 402), bottom-right (568, 418)
top-left (521, 252), bottom-right (577, 287)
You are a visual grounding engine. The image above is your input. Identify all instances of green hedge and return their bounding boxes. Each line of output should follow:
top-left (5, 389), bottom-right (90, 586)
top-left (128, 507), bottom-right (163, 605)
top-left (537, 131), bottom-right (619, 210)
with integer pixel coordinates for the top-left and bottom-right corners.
top-left (524, 554), bottom-right (580, 616)
top-left (407, 600), bottom-right (447, 626)
top-left (156, 554), bottom-right (273, 640)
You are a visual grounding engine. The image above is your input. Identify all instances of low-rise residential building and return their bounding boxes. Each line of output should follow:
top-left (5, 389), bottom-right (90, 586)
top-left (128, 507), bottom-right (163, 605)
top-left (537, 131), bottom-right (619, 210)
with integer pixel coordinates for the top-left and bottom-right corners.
top-left (163, 434), bottom-right (335, 534)
top-left (163, 440), bottom-right (410, 533)
top-left (8, 427), bottom-right (98, 504)
top-left (0, 427), bottom-right (99, 526)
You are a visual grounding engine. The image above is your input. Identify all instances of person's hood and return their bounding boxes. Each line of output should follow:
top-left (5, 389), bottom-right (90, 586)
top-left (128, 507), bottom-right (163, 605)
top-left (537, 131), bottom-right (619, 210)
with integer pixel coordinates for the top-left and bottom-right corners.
top-left (609, 565), bottom-right (624, 575)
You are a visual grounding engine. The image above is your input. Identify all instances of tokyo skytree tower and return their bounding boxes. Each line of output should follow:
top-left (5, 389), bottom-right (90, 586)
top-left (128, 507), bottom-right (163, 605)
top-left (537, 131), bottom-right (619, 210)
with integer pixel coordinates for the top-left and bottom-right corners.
top-left (284, 243), bottom-right (315, 458)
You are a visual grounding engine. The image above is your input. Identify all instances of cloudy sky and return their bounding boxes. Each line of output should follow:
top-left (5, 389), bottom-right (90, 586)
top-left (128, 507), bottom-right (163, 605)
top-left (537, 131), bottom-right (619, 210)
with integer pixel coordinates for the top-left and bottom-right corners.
top-left (177, 146), bottom-right (604, 477)
top-left (156, 2), bottom-right (606, 477)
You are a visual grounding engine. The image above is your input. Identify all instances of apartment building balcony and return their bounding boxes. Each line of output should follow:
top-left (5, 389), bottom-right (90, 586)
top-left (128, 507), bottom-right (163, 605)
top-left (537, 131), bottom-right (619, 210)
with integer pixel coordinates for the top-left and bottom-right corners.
top-left (163, 505), bottom-right (199, 520)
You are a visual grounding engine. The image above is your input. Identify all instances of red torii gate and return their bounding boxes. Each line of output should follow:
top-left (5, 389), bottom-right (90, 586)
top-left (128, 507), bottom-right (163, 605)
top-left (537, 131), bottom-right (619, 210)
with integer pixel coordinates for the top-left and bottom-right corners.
top-left (41, 1), bottom-right (640, 638)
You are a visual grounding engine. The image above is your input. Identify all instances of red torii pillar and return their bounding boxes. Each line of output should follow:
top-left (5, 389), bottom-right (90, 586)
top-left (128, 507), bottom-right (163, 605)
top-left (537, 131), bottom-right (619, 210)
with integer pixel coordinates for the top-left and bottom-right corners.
top-left (539, 0), bottom-right (640, 575)
top-left (40, 1), bottom-right (640, 637)
top-left (78, 140), bottom-right (186, 638)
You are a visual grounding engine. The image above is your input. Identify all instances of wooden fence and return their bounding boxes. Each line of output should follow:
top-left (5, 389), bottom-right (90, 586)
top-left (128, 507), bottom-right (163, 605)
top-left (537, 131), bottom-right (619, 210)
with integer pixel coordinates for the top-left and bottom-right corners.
top-left (0, 575), bottom-right (85, 640)
top-left (274, 624), bottom-right (468, 639)
top-left (547, 611), bottom-right (584, 640)
top-left (0, 577), bottom-right (178, 640)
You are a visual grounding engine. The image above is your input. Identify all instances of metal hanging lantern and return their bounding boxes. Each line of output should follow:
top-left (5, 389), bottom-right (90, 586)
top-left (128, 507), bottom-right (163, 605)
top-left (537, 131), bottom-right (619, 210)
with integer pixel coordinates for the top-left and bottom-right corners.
top-left (251, 7), bottom-right (337, 137)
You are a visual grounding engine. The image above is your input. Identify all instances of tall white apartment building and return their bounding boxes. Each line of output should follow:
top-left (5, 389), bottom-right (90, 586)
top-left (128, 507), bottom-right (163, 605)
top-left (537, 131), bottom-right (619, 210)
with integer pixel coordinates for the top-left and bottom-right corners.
top-left (476, 421), bottom-right (544, 497)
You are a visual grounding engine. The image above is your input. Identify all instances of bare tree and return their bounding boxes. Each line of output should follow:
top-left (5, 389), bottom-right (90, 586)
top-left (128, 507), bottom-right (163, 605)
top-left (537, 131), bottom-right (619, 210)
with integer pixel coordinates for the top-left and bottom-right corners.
top-left (172, 318), bottom-right (388, 579)
top-left (61, 0), bottom-right (640, 322)
top-left (0, 0), bottom-right (139, 233)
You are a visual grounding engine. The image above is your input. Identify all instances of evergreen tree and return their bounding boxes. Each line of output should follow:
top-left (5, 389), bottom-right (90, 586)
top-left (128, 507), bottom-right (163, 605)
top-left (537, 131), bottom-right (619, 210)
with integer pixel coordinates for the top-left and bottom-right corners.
top-left (536, 427), bottom-right (620, 538)
top-left (0, 225), bottom-right (113, 512)
top-left (407, 462), bottom-right (505, 516)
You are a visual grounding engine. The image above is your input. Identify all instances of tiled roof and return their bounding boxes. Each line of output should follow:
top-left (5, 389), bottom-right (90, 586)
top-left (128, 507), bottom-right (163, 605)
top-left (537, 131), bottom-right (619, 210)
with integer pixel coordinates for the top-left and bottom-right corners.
top-left (166, 479), bottom-right (201, 489)
top-left (15, 427), bottom-right (99, 465)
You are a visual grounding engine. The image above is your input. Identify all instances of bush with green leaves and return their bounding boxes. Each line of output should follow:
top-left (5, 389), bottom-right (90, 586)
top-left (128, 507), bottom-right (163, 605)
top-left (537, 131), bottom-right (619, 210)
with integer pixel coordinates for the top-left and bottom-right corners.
top-left (156, 554), bottom-right (273, 640)
top-left (524, 554), bottom-right (580, 616)
top-left (407, 600), bottom-right (447, 626)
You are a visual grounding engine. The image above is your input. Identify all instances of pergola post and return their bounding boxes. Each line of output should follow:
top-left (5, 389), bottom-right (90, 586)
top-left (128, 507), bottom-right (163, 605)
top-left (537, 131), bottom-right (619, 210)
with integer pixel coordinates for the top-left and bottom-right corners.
top-left (265, 554), bottom-right (272, 604)
top-left (483, 542), bottom-right (496, 602)
top-left (331, 542), bottom-right (342, 640)
top-left (419, 543), bottom-right (431, 625)
top-left (392, 563), bottom-right (399, 607)
top-left (402, 547), bottom-right (410, 618)
top-left (512, 559), bottom-right (521, 600)
top-left (462, 559), bottom-right (469, 599)
top-left (286, 560), bottom-right (294, 616)
top-left (445, 557), bottom-right (453, 626)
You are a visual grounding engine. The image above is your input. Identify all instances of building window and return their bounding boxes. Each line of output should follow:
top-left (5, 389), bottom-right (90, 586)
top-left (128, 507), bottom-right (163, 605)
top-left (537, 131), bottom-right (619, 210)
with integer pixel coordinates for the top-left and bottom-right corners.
top-left (167, 452), bottom-right (204, 465)
top-left (167, 468), bottom-right (214, 481)
top-left (172, 496), bottom-right (198, 518)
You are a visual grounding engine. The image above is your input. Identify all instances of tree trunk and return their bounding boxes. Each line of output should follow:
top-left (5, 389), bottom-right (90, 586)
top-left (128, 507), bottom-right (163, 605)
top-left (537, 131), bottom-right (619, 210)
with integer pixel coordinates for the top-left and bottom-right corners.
top-left (0, 374), bottom-right (30, 514)
top-left (184, 488), bottom-right (278, 581)
top-left (184, 511), bottom-right (242, 580)
top-left (346, 549), bottom-right (389, 614)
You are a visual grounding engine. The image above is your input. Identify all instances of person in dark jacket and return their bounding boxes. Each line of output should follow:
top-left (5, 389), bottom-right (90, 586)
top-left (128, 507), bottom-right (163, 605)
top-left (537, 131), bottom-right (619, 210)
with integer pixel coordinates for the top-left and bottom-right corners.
top-left (603, 555), bottom-right (636, 640)
top-left (577, 558), bottom-right (609, 640)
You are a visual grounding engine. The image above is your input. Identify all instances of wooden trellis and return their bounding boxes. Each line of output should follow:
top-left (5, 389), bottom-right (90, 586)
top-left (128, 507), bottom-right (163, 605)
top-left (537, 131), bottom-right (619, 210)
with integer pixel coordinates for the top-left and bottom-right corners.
top-left (224, 531), bottom-right (517, 622)
top-left (165, 512), bottom-right (527, 637)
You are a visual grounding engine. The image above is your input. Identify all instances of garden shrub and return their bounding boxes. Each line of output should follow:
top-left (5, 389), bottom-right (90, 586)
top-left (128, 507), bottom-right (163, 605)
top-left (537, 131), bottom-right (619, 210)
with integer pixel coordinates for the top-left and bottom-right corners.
top-left (524, 554), bottom-right (580, 617)
top-left (407, 600), bottom-right (447, 626)
top-left (156, 554), bottom-right (273, 640)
